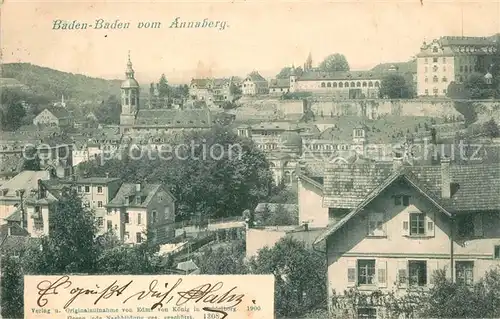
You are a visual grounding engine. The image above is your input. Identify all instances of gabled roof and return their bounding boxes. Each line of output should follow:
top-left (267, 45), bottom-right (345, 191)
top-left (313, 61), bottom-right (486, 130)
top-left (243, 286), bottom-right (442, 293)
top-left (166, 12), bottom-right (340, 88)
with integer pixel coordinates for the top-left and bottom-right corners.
top-left (370, 61), bottom-right (417, 74)
top-left (323, 162), bottom-right (500, 212)
top-left (41, 106), bottom-right (72, 119)
top-left (107, 183), bottom-right (175, 208)
top-left (0, 171), bottom-right (51, 198)
top-left (315, 167), bottom-right (452, 244)
top-left (245, 71), bottom-right (267, 82)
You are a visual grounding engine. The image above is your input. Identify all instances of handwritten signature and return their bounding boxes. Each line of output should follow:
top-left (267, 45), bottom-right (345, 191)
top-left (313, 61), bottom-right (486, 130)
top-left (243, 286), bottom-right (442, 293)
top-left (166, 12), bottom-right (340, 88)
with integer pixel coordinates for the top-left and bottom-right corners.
top-left (36, 275), bottom-right (245, 310)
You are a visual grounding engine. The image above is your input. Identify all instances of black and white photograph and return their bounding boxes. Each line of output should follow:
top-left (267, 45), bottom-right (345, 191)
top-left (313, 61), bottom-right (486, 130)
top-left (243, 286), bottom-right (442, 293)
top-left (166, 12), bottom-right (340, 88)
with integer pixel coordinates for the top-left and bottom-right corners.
top-left (2, 0), bottom-right (500, 318)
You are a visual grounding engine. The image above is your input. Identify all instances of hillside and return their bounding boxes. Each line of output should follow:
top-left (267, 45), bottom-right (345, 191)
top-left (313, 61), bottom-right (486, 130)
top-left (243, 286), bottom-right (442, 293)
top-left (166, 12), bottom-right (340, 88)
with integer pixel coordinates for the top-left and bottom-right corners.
top-left (2, 63), bottom-right (122, 102)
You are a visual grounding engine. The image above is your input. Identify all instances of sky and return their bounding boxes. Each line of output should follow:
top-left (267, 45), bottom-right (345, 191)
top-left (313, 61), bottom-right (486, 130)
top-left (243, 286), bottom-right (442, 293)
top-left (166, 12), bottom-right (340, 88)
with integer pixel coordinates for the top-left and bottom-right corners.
top-left (2, 0), bottom-right (500, 84)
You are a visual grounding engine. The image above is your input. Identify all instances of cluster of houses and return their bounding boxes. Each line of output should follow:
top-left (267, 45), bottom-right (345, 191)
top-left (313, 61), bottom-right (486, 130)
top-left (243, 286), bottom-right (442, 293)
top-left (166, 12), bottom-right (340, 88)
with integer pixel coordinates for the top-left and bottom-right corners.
top-left (0, 170), bottom-right (177, 250)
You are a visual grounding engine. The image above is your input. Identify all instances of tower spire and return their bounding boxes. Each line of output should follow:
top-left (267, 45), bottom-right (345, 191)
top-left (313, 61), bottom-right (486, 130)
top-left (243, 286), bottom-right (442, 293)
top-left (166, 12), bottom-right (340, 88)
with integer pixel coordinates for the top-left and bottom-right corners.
top-left (125, 51), bottom-right (134, 79)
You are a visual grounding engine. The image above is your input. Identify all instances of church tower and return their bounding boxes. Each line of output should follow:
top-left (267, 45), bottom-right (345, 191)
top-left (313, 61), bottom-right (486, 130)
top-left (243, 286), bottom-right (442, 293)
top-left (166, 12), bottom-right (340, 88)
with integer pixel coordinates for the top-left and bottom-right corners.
top-left (120, 51), bottom-right (140, 134)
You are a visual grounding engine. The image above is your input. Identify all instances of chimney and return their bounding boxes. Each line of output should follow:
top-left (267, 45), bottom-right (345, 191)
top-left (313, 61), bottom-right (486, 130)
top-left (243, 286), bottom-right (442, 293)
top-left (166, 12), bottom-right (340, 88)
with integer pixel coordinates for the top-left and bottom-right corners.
top-left (303, 221), bottom-right (309, 231)
top-left (441, 156), bottom-right (451, 199)
top-left (135, 183), bottom-right (141, 192)
top-left (7, 226), bottom-right (11, 236)
top-left (393, 153), bottom-right (404, 171)
top-left (106, 172), bottom-right (110, 178)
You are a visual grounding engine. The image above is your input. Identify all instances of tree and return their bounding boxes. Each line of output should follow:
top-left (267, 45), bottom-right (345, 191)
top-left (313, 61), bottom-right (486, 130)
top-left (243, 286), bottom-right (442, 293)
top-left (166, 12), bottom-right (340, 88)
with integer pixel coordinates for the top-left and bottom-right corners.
top-left (318, 54), bottom-right (350, 72)
top-left (22, 188), bottom-right (99, 274)
top-left (197, 240), bottom-right (246, 275)
top-left (1, 255), bottom-right (24, 318)
top-left (21, 146), bottom-right (41, 171)
top-left (276, 66), bottom-right (304, 79)
top-left (77, 125), bottom-right (274, 221)
top-left (95, 95), bottom-right (121, 124)
top-left (229, 83), bottom-right (242, 96)
top-left (1, 89), bottom-right (27, 131)
top-left (261, 204), bottom-right (298, 226)
top-left (248, 237), bottom-right (327, 317)
top-left (158, 74), bottom-right (170, 98)
top-left (464, 73), bottom-right (495, 99)
top-left (482, 118), bottom-right (500, 138)
top-left (379, 74), bottom-right (414, 99)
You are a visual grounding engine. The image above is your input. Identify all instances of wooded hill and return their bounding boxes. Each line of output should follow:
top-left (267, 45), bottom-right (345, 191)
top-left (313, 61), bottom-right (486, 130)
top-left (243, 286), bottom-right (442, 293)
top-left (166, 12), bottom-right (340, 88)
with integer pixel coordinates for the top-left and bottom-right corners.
top-left (2, 63), bottom-right (122, 102)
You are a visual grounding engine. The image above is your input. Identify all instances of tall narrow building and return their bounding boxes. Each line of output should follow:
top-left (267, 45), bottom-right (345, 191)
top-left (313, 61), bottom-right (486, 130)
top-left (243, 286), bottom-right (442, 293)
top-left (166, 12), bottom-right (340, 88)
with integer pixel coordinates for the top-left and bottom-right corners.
top-left (120, 51), bottom-right (140, 133)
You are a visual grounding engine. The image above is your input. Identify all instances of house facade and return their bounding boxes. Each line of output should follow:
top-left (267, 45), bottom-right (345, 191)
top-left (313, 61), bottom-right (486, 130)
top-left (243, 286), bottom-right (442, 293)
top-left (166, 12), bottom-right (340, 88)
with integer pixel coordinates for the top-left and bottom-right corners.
top-left (301, 159), bottom-right (500, 318)
top-left (288, 69), bottom-right (383, 98)
top-left (242, 71), bottom-right (269, 95)
top-left (416, 36), bottom-right (498, 97)
top-left (0, 170), bottom-right (51, 225)
top-left (33, 107), bottom-right (73, 128)
top-left (106, 183), bottom-right (176, 245)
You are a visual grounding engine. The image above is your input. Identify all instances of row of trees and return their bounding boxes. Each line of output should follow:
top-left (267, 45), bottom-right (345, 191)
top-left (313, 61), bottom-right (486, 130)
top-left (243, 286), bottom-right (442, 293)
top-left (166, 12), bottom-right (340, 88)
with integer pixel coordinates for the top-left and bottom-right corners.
top-left (276, 53), bottom-right (350, 79)
top-left (0, 88), bottom-right (50, 131)
top-left (77, 125), bottom-right (282, 222)
top-left (1, 191), bottom-right (171, 318)
top-left (194, 237), bottom-right (327, 318)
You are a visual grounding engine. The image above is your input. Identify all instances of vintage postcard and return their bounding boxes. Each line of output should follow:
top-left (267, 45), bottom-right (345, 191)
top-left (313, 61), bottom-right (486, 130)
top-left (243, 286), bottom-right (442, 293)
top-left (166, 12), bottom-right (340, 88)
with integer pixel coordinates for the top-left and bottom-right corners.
top-left (2, 0), bottom-right (500, 318)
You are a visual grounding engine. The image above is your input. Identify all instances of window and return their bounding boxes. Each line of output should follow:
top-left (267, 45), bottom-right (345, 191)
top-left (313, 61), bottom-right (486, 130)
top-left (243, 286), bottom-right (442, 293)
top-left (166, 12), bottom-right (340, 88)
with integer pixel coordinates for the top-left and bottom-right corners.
top-left (152, 211), bottom-right (157, 223)
top-left (495, 246), bottom-right (500, 259)
top-left (84, 185), bottom-right (90, 193)
top-left (77, 186), bottom-right (82, 192)
top-left (457, 214), bottom-right (474, 237)
top-left (403, 196), bottom-right (410, 206)
top-left (34, 218), bottom-right (44, 231)
top-left (357, 260), bottom-right (376, 285)
top-left (124, 232), bottom-right (130, 241)
top-left (456, 261), bottom-right (474, 285)
top-left (424, 58), bottom-right (428, 64)
top-left (165, 206), bottom-right (171, 219)
top-left (433, 75), bottom-right (438, 83)
top-left (107, 220), bottom-right (112, 231)
top-left (97, 217), bottom-right (104, 227)
top-left (137, 213), bottom-right (142, 225)
top-left (124, 212), bottom-right (130, 224)
top-left (410, 213), bottom-right (425, 235)
top-left (433, 47), bottom-right (438, 53)
top-left (368, 213), bottom-right (385, 236)
top-left (97, 186), bottom-right (103, 193)
top-left (424, 77), bottom-right (428, 83)
top-left (409, 260), bottom-right (427, 286)
top-left (460, 66), bottom-right (464, 72)
top-left (442, 77), bottom-right (447, 82)
top-left (425, 89), bottom-right (429, 95)
top-left (433, 57), bottom-right (438, 63)
top-left (442, 57), bottom-right (446, 63)
top-left (97, 201), bottom-right (103, 208)
top-left (136, 232), bottom-right (142, 243)
top-left (394, 195), bottom-right (410, 206)
top-left (443, 66), bottom-right (446, 72)
top-left (357, 307), bottom-right (377, 319)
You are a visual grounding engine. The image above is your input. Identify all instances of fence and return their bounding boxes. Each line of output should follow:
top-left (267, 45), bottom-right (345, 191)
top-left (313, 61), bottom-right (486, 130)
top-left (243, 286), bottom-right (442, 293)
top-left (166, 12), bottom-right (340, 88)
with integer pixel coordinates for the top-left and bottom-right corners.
top-left (172, 216), bottom-right (244, 229)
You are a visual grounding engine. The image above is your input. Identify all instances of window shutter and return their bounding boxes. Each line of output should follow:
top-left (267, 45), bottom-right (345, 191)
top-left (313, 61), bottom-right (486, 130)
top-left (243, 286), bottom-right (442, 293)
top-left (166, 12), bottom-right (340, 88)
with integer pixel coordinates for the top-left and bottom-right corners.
top-left (426, 213), bottom-right (435, 237)
top-left (347, 260), bottom-right (357, 287)
top-left (397, 260), bottom-right (408, 287)
top-left (428, 260), bottom-right (439, 287)
top-left (402, 219), bottom-right (409, 236)
top-left (474, 214), bottom-right (483, 237)
top-left (377, 260), bottom-right (387, 288)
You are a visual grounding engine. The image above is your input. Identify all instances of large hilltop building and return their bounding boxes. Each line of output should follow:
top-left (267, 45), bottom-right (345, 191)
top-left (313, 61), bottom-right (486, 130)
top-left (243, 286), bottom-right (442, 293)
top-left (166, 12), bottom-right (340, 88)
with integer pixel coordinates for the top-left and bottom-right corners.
top-left (119, 53), bottom-right (213, 134)
top-left (416, 36), bottom-right (499, 97)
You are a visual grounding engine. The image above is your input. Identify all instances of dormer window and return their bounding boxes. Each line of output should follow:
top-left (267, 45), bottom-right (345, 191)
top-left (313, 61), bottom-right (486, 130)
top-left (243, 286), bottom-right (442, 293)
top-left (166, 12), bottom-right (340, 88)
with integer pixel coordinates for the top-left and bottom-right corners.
top-left (433, 47), bottom-right (438, 53)
top-left (135, 196), bottom-right (141, 205)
